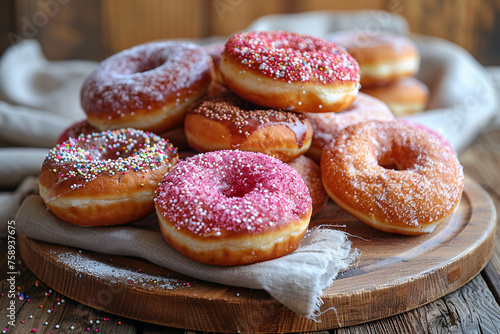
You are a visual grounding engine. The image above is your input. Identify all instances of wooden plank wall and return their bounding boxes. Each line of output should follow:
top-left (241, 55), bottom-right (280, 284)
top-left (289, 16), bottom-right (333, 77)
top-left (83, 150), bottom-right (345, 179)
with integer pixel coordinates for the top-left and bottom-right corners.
top-left (1, 0), bottom-right (499, 65)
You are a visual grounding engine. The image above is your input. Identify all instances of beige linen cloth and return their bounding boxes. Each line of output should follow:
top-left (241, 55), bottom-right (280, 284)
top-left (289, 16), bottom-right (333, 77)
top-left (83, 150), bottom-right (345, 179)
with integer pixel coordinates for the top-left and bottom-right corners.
top-left (2, 10), bottom-right (499, 317)
top-left (16, 193), bottom-right (357, 318)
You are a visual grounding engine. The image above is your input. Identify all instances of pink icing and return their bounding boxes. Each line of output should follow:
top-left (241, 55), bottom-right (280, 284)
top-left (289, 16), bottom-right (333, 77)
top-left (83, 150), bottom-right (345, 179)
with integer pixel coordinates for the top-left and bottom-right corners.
top-left (224, 31), bottom-right (360, 84)
top-left (155, 150), bottom-right (312, 235)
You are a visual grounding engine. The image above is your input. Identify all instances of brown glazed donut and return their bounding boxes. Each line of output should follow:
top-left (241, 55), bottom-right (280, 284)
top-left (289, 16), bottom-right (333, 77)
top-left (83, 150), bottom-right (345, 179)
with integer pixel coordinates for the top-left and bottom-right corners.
top-left (184, 91), bottom-right (313, 162)
top-left (220, 31), bottom-right (360, 113)
top-left (81, 41), bottom-right (213, 133)
top-left (321, 120), bottom-right (464, 235)
top-left (328, 31), bottom-right (420, 88)
top-left (306, 93), bottom-right (394, 162)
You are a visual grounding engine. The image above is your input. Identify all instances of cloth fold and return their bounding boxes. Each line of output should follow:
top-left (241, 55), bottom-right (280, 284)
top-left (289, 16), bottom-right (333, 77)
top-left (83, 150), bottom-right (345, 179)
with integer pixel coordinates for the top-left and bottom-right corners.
top-left (16, 194), bottom-right (359, 317)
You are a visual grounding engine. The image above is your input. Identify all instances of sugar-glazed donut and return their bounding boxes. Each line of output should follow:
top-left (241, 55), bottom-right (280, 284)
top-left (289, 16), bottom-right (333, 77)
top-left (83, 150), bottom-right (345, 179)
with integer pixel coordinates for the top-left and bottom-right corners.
top-left (321, 120), bottom-right (464, 235)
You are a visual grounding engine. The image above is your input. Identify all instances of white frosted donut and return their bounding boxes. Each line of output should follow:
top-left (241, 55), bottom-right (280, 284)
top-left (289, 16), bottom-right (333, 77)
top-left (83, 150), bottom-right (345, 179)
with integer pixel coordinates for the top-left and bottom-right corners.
top-left (81, 41), bottom-right (213, 133)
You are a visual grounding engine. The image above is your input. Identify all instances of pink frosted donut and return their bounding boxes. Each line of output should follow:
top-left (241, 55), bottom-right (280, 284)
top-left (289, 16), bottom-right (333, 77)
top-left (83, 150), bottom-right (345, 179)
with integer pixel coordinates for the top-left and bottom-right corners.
top-left (306, 93), bottom-right (394, 162)
top-left (155, 150), bottom-right (312, 265)
top-left (81, 41), bottom-right (213, 133)
top-left (321, 120), bottom-right (464, 235)
top-left (220, 31), bottom-right (360, 113)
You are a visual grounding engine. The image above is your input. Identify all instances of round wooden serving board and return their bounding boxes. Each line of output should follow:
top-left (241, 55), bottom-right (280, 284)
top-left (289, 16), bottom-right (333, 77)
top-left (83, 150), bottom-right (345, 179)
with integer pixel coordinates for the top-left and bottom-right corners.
top-left (19, 176), bottom-right (496, 333)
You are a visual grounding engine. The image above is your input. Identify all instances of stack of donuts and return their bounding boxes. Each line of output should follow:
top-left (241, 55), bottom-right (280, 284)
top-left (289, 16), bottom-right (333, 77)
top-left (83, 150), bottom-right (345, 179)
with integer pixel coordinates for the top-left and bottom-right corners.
top-left (40, 30), bottom-right (464, 266)
top-left (328, 30), bottom-right (430, 117)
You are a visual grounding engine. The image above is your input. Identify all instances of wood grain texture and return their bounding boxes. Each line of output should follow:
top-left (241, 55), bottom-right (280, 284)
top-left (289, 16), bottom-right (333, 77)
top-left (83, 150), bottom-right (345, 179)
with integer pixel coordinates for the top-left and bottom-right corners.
top-left (2, 242), bottom-right (500, 333)
top-left (12, 0), bottom-right (107, 60)
top-left (3, 0), bottom-right (499, 65)
top-left (101, 0), bottom-right (207, 53)
top-left (0, 0), bottom-right (15, 56)
top-left (459, 129), bottom-right (500, 309)
top-left (15, 177), bottom-right (495, 333)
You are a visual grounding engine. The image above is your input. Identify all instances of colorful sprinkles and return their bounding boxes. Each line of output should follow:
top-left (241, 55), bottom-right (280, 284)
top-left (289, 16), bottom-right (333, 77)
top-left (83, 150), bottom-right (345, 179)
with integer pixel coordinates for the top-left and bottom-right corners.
top-left (156, 150), bottom-right (312, 235)
top-left (224, 31), bottom-right (360, 84)
top-left (43, 128), bottom-right (177, 185)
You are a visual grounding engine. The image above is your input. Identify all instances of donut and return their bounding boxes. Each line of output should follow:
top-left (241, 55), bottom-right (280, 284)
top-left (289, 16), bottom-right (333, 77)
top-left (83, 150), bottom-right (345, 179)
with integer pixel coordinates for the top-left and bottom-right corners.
top-left (159, 126), bottom-right (189, 151)
top-left (220, 31), bottom-right (360, 113)
top-left (208, 81), bottom-right (228, 96)
top-left (328, 31), bottom-right (419, 88)
top-left (321, 120), bottom-right (464, 235)
top-left (81, 41), bottom-right (214, 133)
top-left (184, 92), bottom-right (313, 162)
top-left (203, 42), bottom-right (225, 84)
top-left (306, 93), bottom-right (394, 162)
top-left (155, 150), bottom-right (312, 265)
top-left (361, 77), bottom-right (429, 116)
top-left (39, 128), bottom-right (178, 227)
top-left (287, 155), bottom-right (328, 217)
top-left (56, 119), bottom-right (99, 144)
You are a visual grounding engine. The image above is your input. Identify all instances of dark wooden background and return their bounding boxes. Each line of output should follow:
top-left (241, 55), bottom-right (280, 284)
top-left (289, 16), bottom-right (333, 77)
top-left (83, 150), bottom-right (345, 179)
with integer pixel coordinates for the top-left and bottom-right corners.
top-left (1, 0), bottom-right (499, 65)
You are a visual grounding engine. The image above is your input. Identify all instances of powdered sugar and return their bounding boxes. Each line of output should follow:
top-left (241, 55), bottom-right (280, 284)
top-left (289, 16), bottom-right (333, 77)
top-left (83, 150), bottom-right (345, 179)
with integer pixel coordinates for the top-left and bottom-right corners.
top-left (81, 41), bottom-right (212, 116)
top-left (55, 250), bottom-right (183, 290)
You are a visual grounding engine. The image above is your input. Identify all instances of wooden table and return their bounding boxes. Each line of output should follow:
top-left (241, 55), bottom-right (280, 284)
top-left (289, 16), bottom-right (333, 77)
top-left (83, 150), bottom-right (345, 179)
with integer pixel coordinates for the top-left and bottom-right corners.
top-left (2, 129), bottom-right (500, 333)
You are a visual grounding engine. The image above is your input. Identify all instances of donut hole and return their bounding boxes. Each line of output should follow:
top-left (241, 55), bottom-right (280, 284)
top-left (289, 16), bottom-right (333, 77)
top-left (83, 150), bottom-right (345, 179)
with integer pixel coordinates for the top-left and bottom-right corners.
top-left (221, 182), bottom-right (253, 198)
top-left (81, 134), bottom-right (147, 160)
top-left (378, 160), bottom-right (401, 171)
top-left (134, 56), bottom-right (166, 73)
top-left (219, 170), bottom-right (259, 198)
top-left (377, 153), bottom-right (404, 171)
